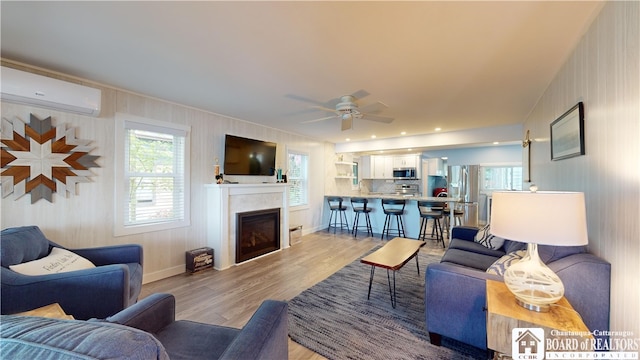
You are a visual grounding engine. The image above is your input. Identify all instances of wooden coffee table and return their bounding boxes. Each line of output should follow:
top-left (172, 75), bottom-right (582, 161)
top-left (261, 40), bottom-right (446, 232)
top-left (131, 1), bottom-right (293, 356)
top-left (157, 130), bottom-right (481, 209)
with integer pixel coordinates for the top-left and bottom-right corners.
top-left (360, 237), bottom-right (425, 308)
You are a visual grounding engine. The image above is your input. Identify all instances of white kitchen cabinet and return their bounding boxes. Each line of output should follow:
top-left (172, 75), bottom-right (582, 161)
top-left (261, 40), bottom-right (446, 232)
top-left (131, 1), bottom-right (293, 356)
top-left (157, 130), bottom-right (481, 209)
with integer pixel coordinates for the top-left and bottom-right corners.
top-left (372, 155), bottom-right (393, 179)
top-left (363, 155), bottom-right (420, 179)
top-left (392, 155), bottom-right (418, 169)
top-left (359, 156), bottom-right (372, 179)
top-left (426, 158), bottom-right (444, 176)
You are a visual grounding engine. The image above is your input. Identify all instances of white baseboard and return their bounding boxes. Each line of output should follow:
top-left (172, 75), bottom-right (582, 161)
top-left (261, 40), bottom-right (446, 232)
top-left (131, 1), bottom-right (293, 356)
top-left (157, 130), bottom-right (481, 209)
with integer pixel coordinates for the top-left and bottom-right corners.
top-left (143, 226), bottom-right (328, 283)
top-left (142, 265), bottom-right (185, 284)
top-left (304, 225), bottom-right (325, 234)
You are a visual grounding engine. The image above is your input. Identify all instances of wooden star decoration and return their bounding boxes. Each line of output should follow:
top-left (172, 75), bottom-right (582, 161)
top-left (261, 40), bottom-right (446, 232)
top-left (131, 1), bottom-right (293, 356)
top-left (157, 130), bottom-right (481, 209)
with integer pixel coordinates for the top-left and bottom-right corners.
top-left (1, 114), bottom-right (100, 203)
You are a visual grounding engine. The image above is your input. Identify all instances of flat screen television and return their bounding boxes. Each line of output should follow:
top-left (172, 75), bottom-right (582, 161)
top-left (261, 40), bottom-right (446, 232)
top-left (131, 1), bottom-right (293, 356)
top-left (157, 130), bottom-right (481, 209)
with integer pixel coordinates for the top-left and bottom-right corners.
top-left (223, 134), bottom-right (277, 176)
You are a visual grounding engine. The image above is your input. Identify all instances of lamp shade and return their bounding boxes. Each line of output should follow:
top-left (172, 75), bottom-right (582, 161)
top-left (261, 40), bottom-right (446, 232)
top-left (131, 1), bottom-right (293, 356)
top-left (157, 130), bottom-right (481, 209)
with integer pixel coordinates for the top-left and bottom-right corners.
top-left (490, 191), bottom-right (588, 246)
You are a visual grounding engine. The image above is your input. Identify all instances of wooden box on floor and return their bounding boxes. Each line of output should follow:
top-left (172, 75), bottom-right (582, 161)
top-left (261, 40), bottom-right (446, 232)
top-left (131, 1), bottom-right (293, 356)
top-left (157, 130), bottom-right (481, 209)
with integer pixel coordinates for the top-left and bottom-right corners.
top-left (289, 225), bottom-right (303, 245)
top-left (186, 247), bottom-right (214, 273)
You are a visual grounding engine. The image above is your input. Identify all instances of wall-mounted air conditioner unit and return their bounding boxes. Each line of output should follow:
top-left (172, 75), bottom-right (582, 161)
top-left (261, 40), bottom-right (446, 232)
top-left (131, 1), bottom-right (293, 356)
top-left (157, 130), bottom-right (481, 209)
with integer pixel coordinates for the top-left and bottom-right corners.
top-left (1, 66), bottom-right (101, 117)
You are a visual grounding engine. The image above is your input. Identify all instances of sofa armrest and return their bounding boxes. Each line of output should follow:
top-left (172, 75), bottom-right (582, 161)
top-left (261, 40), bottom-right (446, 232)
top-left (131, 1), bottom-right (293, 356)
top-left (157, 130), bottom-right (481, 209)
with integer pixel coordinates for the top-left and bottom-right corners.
top-left (425, 262), bottom-right (501, 350)
top-left (450, 226), bottom-right (479, 241)
top-left (1, 265), bottom-right (132, 319)
top-left (105, 293), bottom-right (176, 334)
top-left (69, 244), bottom-right (143, 267)
top-left (220, 300), bottom-right (288, 360)
top-left (550, 253), bottom-right (611, 341)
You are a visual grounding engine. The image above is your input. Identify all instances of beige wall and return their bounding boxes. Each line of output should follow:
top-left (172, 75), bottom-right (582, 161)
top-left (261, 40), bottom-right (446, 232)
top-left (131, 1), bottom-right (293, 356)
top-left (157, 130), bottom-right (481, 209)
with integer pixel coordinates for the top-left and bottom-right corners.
top-left (0, 62), bottom-right (331, 283)
top-left (523, 1), bottom-right (639, 335)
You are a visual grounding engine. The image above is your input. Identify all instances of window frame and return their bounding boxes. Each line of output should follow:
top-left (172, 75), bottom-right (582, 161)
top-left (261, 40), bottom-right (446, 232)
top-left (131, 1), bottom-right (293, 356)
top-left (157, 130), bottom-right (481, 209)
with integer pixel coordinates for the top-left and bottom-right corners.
top-left (286, 148), bottom-right (309, 210)
top-left (114, 113), bottom-right (191, 236)
top-left (351, 162), bottom-right (360, 190)
top-left (480, 164), bottom-right (523, 192)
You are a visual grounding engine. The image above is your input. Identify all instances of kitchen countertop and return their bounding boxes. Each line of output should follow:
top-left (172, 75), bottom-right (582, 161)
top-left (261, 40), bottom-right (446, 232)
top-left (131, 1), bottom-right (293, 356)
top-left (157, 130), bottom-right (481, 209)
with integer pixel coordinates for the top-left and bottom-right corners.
top-left (325, 193), bottom-right (460, 202)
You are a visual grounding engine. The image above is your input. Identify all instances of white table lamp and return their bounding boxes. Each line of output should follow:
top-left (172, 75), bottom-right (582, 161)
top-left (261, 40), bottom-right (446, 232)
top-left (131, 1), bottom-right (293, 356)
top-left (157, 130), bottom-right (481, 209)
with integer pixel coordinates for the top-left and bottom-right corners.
top-left (490, 190), bottom-right (588, 312)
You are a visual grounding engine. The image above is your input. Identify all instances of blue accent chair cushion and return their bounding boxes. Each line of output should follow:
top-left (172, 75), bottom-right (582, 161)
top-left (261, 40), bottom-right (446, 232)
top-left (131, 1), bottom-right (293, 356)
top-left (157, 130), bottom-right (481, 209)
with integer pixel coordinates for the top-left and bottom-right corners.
top-left (0, 315), bottom-right (169, 359)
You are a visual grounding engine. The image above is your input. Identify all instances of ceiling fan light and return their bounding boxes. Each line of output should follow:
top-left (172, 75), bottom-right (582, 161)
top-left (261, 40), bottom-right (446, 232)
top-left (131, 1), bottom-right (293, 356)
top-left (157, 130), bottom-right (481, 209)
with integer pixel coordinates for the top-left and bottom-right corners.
top-left (341, 115), bottom-right (353, 131)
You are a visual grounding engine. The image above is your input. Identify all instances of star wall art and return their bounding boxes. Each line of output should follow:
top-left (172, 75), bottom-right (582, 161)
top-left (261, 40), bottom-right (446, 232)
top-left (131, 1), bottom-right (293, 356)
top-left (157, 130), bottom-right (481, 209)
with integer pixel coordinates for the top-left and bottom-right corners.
top-left (1, 114), bottom-right (100, 203)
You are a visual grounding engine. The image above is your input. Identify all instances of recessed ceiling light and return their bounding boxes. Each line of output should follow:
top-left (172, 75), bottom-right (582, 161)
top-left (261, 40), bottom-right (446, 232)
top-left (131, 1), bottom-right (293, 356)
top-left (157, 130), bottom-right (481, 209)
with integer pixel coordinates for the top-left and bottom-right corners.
top-left (400, 131), bottom-right (407, 135)
top-left (493, 142), bottom-right (499, 145)
top-left (435, 128), bottom-right (442, 131)
top-left (345, 138), bottom-right (351, 141)
top-left (407, 148), bottom-right (412, 151)
top-left (371, 135), bottom-right (377, 139)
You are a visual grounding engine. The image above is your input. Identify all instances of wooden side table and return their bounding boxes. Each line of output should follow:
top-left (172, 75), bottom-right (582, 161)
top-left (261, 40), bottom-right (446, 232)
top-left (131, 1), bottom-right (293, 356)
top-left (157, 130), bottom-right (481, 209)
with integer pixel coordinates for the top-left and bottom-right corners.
top-left (486, 279), bottom-right (592, 357)
top-left (16, 303), bottom-right (74, 320)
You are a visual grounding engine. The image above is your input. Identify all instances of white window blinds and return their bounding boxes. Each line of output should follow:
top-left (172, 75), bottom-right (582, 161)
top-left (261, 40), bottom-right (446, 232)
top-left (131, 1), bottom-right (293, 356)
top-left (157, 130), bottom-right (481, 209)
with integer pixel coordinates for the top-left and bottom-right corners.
top-left (287, 151), bottom-right (308, 207)
top-left (115, 114), bottom-right (190, 236)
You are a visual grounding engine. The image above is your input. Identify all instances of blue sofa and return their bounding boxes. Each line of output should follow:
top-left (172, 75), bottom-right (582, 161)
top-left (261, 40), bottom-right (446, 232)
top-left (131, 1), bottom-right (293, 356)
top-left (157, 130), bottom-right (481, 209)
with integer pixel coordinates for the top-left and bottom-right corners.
top-left (0, 293), bottom-right (289, 359)
top-left (425, 226), bottom-right (611, 350)
top-left (1, 225), bottom-right (143, 320)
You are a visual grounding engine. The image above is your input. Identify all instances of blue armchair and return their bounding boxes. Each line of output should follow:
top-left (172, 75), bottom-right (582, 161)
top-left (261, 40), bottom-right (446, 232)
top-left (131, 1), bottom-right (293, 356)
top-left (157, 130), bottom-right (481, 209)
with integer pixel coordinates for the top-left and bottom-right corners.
top-left (0, 294), bottom-right (288, 359)
top-left (1, 225), bottom-right (143, 320)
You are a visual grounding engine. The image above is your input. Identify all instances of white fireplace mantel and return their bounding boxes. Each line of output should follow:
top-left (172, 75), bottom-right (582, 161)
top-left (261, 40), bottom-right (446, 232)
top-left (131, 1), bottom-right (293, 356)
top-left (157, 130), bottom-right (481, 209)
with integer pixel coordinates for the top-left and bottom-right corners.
top-left (205, 183), bottom-right (289, 270)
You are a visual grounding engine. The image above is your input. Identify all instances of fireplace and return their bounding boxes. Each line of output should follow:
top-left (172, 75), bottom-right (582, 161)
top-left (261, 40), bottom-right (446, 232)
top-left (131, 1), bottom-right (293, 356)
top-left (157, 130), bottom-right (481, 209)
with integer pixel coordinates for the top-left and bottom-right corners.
top-left (206, 183), bottom-right (289, 270)
top-left (236, 208), bottom-right (281, 263)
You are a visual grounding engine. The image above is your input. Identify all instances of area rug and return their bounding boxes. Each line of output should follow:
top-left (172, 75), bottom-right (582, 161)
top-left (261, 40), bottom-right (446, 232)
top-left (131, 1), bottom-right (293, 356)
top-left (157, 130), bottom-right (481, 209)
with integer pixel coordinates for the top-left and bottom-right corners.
top-left (288, 246), bottom-right (485, 360)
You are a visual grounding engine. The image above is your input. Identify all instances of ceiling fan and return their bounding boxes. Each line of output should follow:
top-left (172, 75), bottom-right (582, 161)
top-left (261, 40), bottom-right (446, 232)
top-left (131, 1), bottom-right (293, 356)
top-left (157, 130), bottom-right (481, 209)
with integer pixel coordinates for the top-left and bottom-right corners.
top-left (289, 90), bottom-right (394, 131)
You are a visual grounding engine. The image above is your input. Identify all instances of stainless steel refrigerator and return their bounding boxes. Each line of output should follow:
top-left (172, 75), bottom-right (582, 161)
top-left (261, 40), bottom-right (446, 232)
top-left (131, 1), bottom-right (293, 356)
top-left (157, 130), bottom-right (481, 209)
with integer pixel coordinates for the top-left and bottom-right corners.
top-left (447, 165), bottom-right (480, 226)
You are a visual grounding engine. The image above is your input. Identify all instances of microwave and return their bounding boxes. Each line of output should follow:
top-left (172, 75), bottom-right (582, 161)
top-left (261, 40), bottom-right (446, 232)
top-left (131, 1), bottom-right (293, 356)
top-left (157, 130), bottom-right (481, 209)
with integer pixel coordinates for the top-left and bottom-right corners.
top-left (393, 167), bottom-right (417, 180)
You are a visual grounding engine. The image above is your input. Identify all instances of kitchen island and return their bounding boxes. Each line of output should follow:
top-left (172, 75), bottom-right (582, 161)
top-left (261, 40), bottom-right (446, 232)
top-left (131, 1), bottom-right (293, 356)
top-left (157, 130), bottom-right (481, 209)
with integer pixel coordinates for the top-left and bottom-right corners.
top-left (324, 194), bottom-right (461, 241)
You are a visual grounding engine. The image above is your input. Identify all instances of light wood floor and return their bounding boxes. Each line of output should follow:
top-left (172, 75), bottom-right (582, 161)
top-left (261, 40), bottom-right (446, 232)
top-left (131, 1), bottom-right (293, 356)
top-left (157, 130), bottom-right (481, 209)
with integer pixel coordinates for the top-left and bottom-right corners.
top-left (141, 230), bottom-right (446, 360)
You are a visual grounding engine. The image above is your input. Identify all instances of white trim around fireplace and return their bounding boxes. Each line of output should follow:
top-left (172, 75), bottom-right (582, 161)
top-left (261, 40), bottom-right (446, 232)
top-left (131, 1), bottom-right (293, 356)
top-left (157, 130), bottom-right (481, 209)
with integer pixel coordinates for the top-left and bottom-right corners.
top-left (205, 183), bottom-right (290, 270)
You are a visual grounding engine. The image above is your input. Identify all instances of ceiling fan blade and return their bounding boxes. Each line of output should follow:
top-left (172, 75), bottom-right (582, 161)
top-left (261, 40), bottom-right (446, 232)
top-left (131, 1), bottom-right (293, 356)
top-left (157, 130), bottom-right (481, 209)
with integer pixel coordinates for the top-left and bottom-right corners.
top-left (359, 101), bottom-right (389, 114)
top-left (350, 89), bottom-right (370, 100)
top-left (285, 94), bottom-right (328, 106)
top-left (286, 93), bottom-right (342, 109)
top-left (361, 113), bottom-right (394, 124)
top-left (300, 115), bottom-right (339, 124)
top-left (310, 105), bottom-right (339, 114)
top-left (283, 107), bottom-right (322, 117)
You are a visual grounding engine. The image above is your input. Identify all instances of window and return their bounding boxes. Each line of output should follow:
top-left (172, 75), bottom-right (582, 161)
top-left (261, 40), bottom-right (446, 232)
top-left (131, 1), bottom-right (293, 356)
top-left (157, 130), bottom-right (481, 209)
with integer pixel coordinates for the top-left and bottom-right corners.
top-left (351, 162), bottom-right (359, 190)
top-left (481, 166), bottom-right (523, 191)
top-left (287, 150), bottom-right (308, 207)
top-left (114, 113), bottom-right (190, 236)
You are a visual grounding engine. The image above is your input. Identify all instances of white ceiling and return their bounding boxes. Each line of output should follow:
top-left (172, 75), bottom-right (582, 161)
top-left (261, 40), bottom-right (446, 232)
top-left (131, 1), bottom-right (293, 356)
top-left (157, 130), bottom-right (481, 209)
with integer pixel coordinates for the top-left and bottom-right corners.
top-left (1, 1), bottom-right (602, 146)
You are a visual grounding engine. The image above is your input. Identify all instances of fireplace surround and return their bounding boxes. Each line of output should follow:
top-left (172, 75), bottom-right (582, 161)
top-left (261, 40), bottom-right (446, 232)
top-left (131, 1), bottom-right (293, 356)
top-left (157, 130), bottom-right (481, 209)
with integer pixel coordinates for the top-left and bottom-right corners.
top-left (206, 183), bottom-right (290, 270)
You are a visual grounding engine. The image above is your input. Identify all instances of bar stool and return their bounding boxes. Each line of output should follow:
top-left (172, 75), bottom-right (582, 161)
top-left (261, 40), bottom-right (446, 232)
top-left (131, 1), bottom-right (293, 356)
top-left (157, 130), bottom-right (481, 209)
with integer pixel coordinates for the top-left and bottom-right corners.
top-left (381, 199), bottom-right (406, 239)
top-left (436, 192), bottom-right (461, 238)
top-left (442, 202), bottom-right (464, 238)
top-left (418, 201), bottom-right (445, 247)
top-left (351, 197), bottom-right (373, 238)
top-left (327, 196), bottom-right (349, 233)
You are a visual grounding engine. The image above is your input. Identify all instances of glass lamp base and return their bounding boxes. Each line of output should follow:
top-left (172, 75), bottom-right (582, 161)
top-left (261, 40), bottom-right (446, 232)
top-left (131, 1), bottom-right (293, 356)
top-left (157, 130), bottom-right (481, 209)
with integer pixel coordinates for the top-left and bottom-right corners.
top-left (503, 243), bottom-right (564, 313)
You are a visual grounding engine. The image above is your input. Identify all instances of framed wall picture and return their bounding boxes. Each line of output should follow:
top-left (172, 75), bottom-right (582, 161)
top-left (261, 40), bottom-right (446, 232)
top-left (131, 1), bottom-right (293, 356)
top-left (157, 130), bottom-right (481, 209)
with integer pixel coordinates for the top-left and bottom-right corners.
top-left (550, 102), bottom-right (585, 161)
